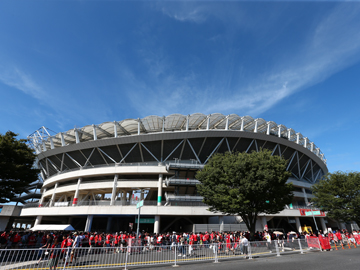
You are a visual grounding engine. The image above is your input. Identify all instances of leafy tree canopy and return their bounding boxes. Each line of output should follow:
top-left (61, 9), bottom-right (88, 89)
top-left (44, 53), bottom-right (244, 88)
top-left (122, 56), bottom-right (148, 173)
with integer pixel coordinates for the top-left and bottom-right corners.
top-left (196, 149), bottom-right (293, 237)
top-left (0, 131), bottom-right (39, 203)
top-left (312, 171), bottom-right (360, 225)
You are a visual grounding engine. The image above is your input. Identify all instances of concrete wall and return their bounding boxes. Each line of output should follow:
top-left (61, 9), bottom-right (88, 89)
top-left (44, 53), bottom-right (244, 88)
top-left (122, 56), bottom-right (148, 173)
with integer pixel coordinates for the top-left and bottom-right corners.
top-left (0, 205), bottom-right (22, 217)
top-left (0, 217), bottom-right (10, 231)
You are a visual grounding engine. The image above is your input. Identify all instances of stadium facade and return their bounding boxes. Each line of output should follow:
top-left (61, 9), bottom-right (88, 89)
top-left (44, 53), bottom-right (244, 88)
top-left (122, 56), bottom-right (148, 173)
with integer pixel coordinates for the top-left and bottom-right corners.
top-left (20, 113), bottom-right (333, 233)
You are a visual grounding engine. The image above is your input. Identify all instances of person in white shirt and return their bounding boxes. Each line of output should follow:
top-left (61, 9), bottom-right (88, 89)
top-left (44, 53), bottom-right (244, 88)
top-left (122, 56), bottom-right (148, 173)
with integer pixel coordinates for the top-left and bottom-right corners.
top-left (241, 236), bottom-right (249, 257)
top-left (264, 232), bottom-right (272, 253)
top-left (70, 232), bottom-right (80, 264)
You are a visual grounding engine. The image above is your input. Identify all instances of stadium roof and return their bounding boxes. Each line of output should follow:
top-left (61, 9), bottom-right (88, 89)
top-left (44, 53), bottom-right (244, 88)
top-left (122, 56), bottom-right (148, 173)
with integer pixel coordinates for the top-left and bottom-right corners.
top-left (28, 113), bottom-right (326, 164)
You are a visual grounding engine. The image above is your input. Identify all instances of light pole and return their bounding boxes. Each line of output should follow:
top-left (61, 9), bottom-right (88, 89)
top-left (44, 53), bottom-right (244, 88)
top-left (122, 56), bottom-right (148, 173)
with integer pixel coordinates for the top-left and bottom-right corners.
top-left (136, 200), bottom-right (144, 239)
top-left (308, 202), bottom-right (319, 232)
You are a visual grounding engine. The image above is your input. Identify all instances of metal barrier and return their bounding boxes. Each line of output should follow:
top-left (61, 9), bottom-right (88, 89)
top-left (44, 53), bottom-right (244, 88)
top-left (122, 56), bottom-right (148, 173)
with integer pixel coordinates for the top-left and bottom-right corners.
top-left (0, 239), bottom-right (325, 270)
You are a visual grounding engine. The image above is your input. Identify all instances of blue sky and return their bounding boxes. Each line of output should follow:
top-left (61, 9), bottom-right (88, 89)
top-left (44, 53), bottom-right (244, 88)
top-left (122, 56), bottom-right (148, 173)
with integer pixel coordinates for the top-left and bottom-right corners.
top-left (0, 1), bottom-right (359, 173)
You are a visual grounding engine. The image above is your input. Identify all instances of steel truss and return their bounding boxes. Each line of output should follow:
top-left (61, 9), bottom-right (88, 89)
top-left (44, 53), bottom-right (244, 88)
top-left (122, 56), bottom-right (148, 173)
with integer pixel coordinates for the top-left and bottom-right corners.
top-left (39, 137), bottom-right (324, 184)
top-left (27, 114), bottom-right (326, 165)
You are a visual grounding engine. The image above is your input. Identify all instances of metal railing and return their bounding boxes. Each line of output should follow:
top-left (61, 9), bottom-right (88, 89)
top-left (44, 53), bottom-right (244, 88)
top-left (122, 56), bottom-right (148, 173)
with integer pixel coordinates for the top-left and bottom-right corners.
top-left (0, 239), bottom-right (322, 270)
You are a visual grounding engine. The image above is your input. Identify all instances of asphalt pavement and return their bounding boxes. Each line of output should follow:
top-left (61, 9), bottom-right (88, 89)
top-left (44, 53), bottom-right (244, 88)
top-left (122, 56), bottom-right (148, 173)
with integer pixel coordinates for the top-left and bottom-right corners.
top-left (106, 247), bottom-right (360, 270)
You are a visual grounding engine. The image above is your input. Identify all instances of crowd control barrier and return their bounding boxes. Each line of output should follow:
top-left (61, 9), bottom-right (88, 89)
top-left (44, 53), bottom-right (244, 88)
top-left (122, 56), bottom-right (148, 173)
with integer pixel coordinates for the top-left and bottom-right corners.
top-left (0, 239), bottom-right (331, 270)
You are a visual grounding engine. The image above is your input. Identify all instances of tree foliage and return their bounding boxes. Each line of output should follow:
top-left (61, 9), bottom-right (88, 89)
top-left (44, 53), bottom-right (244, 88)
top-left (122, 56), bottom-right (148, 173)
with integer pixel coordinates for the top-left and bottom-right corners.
top-left (196, 149), bottom-right (293, 236)
top-left (312, 171), bottom-right (360, 225)
top-left (0, 131), bottom-right (39, 203)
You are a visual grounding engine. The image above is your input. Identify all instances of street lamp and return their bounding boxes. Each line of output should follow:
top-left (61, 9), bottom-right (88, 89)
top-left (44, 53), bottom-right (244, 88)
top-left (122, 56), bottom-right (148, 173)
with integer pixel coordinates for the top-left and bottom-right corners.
top-left (308, 202), bottom-right (319, 233)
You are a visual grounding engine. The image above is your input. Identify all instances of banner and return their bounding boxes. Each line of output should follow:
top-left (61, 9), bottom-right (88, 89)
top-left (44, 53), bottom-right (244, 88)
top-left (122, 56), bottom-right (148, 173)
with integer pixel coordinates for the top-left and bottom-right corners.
top-left (299, 209), bottom-right (325, 216)
top-left (319, 235), bottom-right (331, 250)
top-left (306, 236), bottom-right (321, 249)
top-left (354, 235), bottom-right (360, 245)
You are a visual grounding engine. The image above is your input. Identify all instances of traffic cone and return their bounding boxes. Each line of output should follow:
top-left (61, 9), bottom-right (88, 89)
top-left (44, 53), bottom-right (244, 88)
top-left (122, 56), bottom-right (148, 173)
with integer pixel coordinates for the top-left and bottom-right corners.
top-left (334, 242), bottom-right (338, 250)
top-left (341, 242), bottom-right (344, 249)
top-left (353, 241), bottom-right (357, 248)
top-left (348, 242), bottom-right (351, 249)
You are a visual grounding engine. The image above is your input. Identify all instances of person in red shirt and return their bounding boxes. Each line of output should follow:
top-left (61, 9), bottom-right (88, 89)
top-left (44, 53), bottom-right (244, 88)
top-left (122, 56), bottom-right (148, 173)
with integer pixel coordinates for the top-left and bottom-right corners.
top-left (105, 233), bottom-right (112, 247)
top-left (193, 233), bottom-right (198, 244)
top-left (203, 232), bottom-right (210, 248)
top-left (28, 233), bottom-right (37, 247)
top-left (120, 232), bottom-right (127, 252)
top-left (60, 236), bottom-right (67, 250)
top-left (105, 233), bottom-right (112, 253)
top-left (41, 234), bottom-right (47, 245)
top-left (11, 233), bottom-right (21, 248)
top-left (335, 230), bottom-right (343, 245)
top-left (89, 234), bottom-right (95, 247)
top-left (48, 239), bottom-right (61, 270)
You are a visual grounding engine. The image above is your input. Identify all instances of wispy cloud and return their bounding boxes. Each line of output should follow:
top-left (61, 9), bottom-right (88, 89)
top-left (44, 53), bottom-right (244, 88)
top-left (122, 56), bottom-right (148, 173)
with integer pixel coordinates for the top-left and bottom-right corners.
top-left (0, 65), bottom-right (113, 134)
top-left (130, 3), bottom-right (360, 119)
top-left (158, 2), bottom-right (208, 23)
top-left (0, 67), bottom-right (46, 100)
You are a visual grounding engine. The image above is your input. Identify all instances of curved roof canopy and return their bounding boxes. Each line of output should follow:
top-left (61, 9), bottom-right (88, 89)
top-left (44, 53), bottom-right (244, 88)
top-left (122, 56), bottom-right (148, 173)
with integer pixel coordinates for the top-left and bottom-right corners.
top-left (28, 113), bottom-right (326, 164)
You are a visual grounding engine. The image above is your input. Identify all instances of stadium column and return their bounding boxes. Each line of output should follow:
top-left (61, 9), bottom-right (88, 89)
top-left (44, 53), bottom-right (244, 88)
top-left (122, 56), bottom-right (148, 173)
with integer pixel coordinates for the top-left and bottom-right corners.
top-left (261, 216), bottom-right (267, 230)
top-left (121, 190), bottom-right (126, 205)
top-left (84, 215), bottom-right (93, 232)
top-left (34, 215), bottom-right (42, 226)
top-left (72, 178), bottom-right (82, 206)
top-left (302, 188), bottom-right (309, 205)
top-left (154, 215), bottom-right (160, 234)
top-left (110, 174), bottom-right (119, 206)
top-left (49, 183), bottom-right (58, 207)
top-left (219, 216), bottom-right (224, 232)
top-left (320, 218), bottom-right (327, 233)
top-left (106, 217), bottom-right (112, 232)
top-left (158, 173), bottom-right (163, 206)
top-left (295, 217), bottom-right (302, 232)
top-left (38, 188), bottom-right (47, 207)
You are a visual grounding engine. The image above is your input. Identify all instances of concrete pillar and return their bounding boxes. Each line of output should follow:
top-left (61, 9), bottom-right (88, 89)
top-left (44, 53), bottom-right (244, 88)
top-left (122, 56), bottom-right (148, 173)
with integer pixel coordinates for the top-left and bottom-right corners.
top-left (49, 183), bottom-right (58, 207)
top-left (110, 174), bottom-right (119, 206)
top-left (84, 215), bottom-right (93, 232)
top-left (219, 216), bottom-right (224, 232)
top-left (140, 189), bottom-right (144, 201)
top-left (154, 215), bottom-right (160, 234)
top-left (261, 216), bottom-right (268, 231)
top-left (158, 174), bottom-right (163, 206)
top-left (295, 217), bottom-right (302, 233)
top-left (302, 188), bottom-right (309, 205)
top-left (38, 188), bottom-right (47, 207)
top-left (106, 217), bottom-right (112, 232)
top-left (34, 216), bottom-right (42, 226)
top-left (320, 218), bottom-right (327, 233)
top-left (68, 217), bottom-right (73, 225)
top-left (72, 178), bottom-right (82, 206)
top-left (121, 190), bottom-right (126, 205)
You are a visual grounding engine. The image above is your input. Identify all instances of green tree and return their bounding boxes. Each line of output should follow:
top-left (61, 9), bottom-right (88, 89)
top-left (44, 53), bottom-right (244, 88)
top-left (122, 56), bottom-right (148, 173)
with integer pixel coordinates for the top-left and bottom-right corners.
top-left (312, 171), bottom-right (360, 225)
top-left (196, 149), bottom-right (293, 237)
top-left (0, 131), bottom-right (39, 203)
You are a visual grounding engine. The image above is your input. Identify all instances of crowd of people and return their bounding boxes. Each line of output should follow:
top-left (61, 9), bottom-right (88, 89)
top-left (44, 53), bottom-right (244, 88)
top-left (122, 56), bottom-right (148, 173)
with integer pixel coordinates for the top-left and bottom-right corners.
top-left (1, 228), bottom-right (359, 250)
top-left (1, 228), bottom-right (359, 270)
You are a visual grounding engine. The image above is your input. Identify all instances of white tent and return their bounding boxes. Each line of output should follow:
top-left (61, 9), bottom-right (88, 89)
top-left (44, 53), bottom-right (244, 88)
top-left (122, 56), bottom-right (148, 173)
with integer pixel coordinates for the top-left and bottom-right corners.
top-left (30, 224), bottom-right (75, 231)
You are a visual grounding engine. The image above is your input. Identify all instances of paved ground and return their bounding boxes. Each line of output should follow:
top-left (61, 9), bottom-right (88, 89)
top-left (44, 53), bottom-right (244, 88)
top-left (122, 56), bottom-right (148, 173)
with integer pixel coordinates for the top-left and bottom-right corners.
top-left (138, 248), bottom-right (360, 270)
top-left (2, 243), bottom-right (359, 270)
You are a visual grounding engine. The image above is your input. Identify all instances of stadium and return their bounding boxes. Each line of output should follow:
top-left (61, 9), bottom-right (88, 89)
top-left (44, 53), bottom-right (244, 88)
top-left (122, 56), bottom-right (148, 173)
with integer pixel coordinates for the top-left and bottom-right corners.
top-left (20, 113), bottom-right (332, 233)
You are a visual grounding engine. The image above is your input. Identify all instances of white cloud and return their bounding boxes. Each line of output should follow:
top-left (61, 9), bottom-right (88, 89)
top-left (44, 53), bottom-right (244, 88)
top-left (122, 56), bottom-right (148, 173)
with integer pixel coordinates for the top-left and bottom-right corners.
top-left (120, 3), bottom-right (360, 122)
top-left (158, 3), bottom-right (208, 23)
top-left (202, 4), bottom-right (360, 116)
top-left (0, 67), bottom-right (46, 100)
